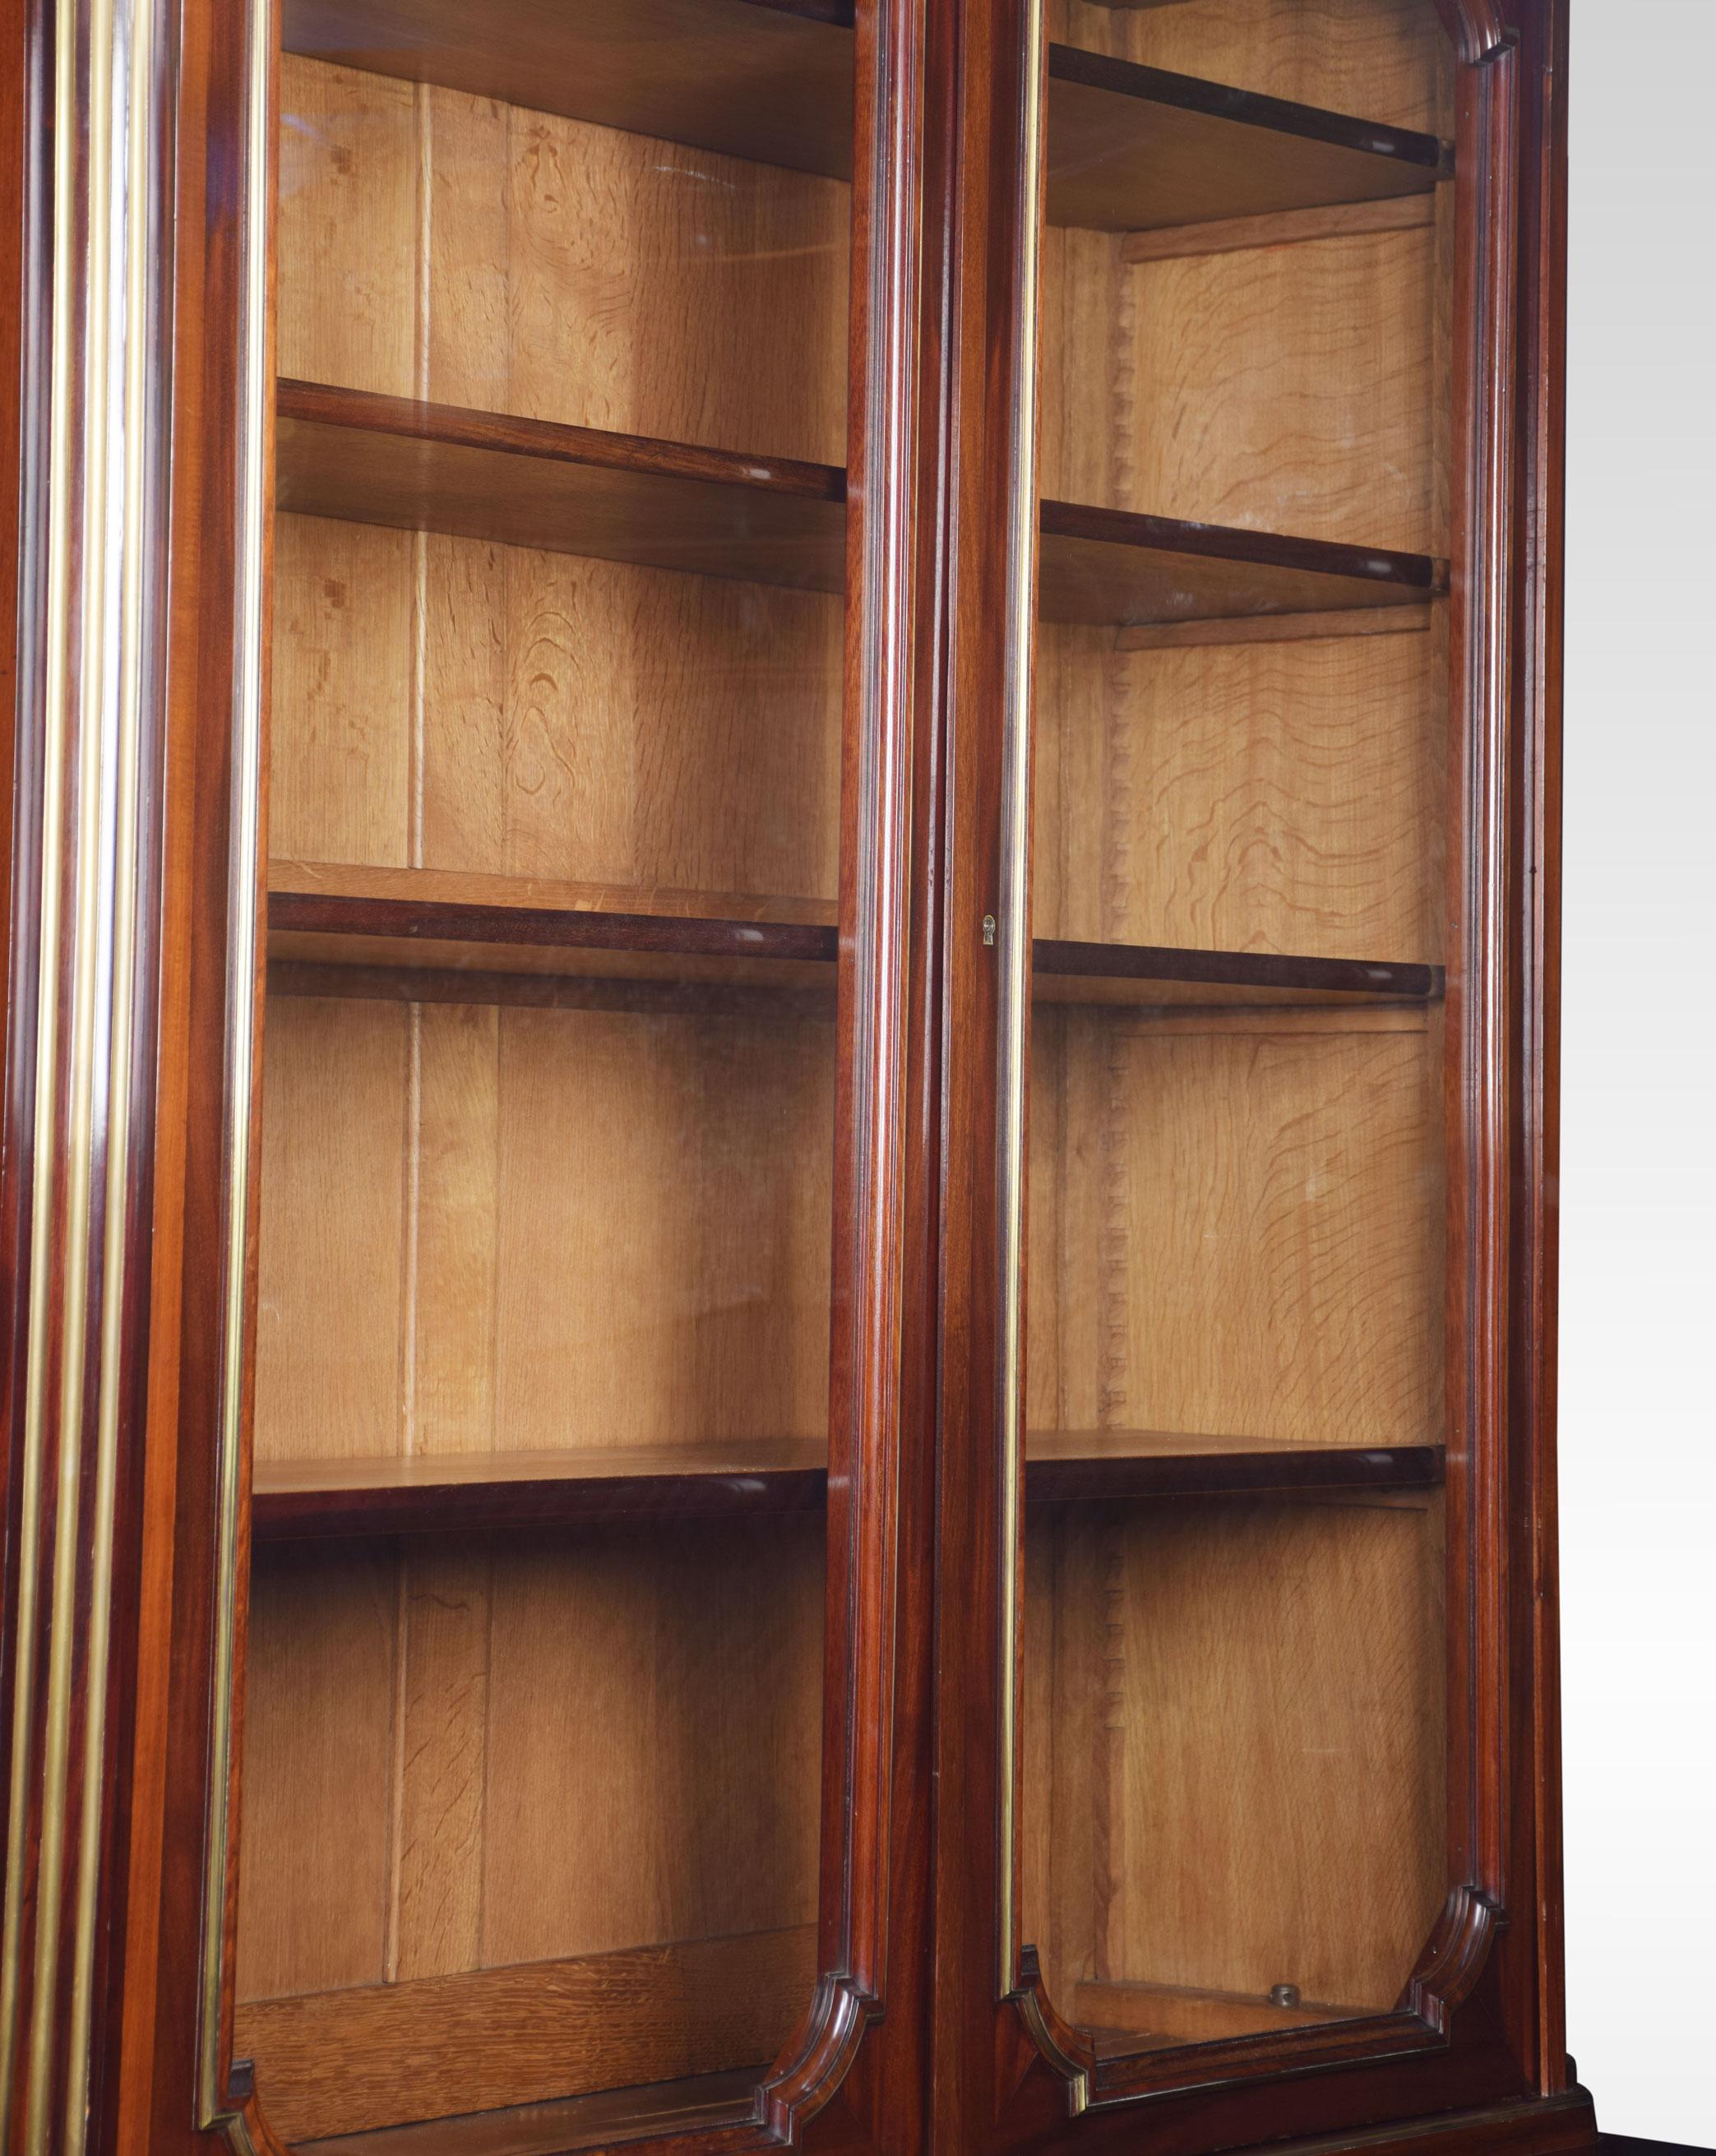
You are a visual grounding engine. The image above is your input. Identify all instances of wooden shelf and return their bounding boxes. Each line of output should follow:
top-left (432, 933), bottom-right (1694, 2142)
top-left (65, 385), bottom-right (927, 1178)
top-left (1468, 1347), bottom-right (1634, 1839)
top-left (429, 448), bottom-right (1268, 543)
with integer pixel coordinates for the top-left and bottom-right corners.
top-left (281, 0), bottom-right (860, 182)
top-left (266, 862), bottom-right (839, 1008)
top-left (252, 1432), bottom-right (1443, 1540)
top-left (267, 864), bottom-right (1444, 1011)
top-left (1026, 1432), bottom-right (1444, 1506)
top-left (1071, 1976), bottom-right (1369, 2052)
top-left (281, 0), bottom-right (1449, 230)
top-left (1044, 45), bottom-right (1449, 234)
top-left (1037, 500), bottom-right (1444, 629)
top-left (278, 383), bottom-right (1441, 629)
top-left (252, 1443), bottom-right (831, 1539)
top-left (1032, 938), bottom-right (1442, 1010)
top-left (276, 381), bottom-right (848, 596)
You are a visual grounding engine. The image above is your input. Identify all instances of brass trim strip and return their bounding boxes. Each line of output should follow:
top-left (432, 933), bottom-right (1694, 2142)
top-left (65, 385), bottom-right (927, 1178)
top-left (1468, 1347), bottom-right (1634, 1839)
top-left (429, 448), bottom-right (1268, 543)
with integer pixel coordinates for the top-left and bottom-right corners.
top-left (197, 0), bottom-right (273, 2124)
top-left (0, 0), bottom-right (162, 2143)
top-left (65, 0), bottom-right (160, 2136)
top-left (995, 0), bottom-right (1046, 1998)
top-left (0, 0), bottom-right (79, 2116)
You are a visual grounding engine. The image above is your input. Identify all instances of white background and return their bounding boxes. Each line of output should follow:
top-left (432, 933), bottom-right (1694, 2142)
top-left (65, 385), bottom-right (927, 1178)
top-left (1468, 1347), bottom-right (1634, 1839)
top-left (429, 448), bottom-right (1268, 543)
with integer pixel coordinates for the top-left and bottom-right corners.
top-left (1561, 1), bottom-right (1716, 2140)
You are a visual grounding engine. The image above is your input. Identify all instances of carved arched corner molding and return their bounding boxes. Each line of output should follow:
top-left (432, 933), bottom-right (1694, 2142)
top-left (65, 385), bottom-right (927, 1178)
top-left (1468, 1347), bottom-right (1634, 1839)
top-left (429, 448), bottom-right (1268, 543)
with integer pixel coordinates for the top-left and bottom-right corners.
top-left (761, 1973), bottom-right (878, 2137)
top-left (1010, 1946), bottom-right (1095, 2117)
top-left (1399, 1885), bottom-right (1506, 2037)
top-left (1434, 0), bottom-right (1513, 62)
top-left (210, 2062), bottom-right (294, 2156)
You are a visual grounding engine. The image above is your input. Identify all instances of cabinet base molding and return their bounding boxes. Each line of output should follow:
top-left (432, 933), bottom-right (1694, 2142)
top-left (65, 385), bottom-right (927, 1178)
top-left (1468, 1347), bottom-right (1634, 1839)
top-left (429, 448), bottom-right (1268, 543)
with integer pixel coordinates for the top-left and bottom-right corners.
top-left (234, 1927), bottom-right (816, 2144)
top-left (1230, 2089), bottom-right (1599, 2156)
top-left (292, 2070), bottom-right (765, 2156)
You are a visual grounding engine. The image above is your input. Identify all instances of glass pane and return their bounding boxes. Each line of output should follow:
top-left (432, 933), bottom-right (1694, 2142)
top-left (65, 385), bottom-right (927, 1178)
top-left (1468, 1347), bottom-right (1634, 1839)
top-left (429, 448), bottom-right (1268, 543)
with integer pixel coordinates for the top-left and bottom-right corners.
top-left (237, 0), bottom-right (853, 2139)
top-left (1020, 0), bottom-right (1458, 2054)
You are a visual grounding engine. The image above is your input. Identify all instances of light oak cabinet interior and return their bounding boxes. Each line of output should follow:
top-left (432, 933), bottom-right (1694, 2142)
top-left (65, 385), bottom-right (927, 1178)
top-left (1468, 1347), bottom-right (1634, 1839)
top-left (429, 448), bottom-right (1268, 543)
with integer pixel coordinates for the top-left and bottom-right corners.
top-left (239, 0), bottom-right (1468, 2140)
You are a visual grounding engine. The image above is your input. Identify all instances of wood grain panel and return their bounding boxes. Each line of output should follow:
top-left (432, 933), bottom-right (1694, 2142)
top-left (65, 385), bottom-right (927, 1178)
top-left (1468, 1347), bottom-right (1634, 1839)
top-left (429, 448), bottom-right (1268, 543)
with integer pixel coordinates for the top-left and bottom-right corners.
top-left (236, 1545), bottom-right (400, 2001)
top-left (1023, 1497), bottom-right (1446, 2014)
top-left (272, 513), bottom-right (842, 905)
top-left (276, 57), bottom-right (421, 398)
top-left (255, 999), bottom-right (835, 1467)
top-left (1046, 0), bottom-right (1455, 137)
top-left (270, 516), bottom-right (414, 867)
top-left (492, 1007), bottom-right (834, 1453)
top-left (238, 1923), bottom-right (818, 2143)
top-left (1041, 221), bottom-right (1442, 554)
top-left (1034, 615), bottom-right (1445, 963)
top-left (279, 54), bottom-right (849, 465)
top-left (480, 1520), bottom-right (824, 1967)
top-left (1120, 191), bottom-right (1435, 263)
top-left (413, 1005), bottom-right (501, 1455)
top-left (1026, 1010), bottom-right (1444, 1447)
top-left (394, 1548), bottom-right (493, 1981)
top-left (255, 997), bottom-right (409, 1461)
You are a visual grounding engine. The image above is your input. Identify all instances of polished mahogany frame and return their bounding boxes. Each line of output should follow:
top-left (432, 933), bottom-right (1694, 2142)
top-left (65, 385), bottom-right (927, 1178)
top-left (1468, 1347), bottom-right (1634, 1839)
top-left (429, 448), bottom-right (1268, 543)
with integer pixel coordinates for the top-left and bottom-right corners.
top-left (0, 1), bottom-right (1582, 2154)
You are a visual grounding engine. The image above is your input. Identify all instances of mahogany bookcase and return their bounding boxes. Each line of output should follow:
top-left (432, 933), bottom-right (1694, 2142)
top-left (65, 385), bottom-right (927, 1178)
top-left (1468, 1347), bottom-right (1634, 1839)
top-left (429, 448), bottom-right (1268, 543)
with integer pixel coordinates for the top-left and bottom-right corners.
top-left (0, 1), bottom-right (1584, 2154)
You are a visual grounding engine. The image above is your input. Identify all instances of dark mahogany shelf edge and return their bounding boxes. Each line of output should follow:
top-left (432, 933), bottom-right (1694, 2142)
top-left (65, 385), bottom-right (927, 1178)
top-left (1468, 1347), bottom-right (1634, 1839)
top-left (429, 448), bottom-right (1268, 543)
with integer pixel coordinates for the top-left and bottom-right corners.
top-left (775, 7), bottom-right (1455, 180)
top-left (749, 0), bottom-right (853, 25)
top-left (1034, 939), bottom-right (1443, 1002)
top-left (252, 1445), bottom-right (1446, 1540)
top-left (1030, 1443), bottom-right (1444, 1506)
top-left (277, 379), bottom-right (849, 504)
top-left (277, 384), bottom-right (1441, 602)
top-left (1040, 497), bottom-right (1445, 595)
top-left (255, 1466), bottom-right (832, 1539)
top-left (1046, 43), bottom-right (1452, 177)
top-left (266, 890), bottom-right (1444, 1005)
top-left (268, 891), bottom-right (839, 965)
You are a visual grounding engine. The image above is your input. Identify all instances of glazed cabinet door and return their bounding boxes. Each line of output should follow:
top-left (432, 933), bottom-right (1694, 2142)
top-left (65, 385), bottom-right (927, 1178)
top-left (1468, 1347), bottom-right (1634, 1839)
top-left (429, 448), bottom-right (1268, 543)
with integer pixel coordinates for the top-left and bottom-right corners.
top-left (3, 0), bottom-right (937, 2145)
top-left (933, 1), bottom-right (1579, 2150)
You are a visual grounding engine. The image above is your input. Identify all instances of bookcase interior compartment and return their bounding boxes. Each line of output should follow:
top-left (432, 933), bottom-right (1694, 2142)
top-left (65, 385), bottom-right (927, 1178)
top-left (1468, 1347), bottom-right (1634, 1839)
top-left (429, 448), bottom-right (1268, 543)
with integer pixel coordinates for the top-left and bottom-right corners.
top-left (1039, 208), bottom-right (1450, 557)
top-left (1032, 617), bottom-right (1447, 964)
top-left (254, 990), bottom-right (835, 1469)
top-left (271, 508), bottom-right (844, 909)
top-left (234, 1517), bottom-right (825, 2143)
top-left (279, 47), bottom-right (850, 466)
top-left (1026, 1003), bottom-right (1446, 1455)
top-left (1040, 0), bottom-right (1455, 562)
top-left (1021, 1492), bottom-right (1448, 2041)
